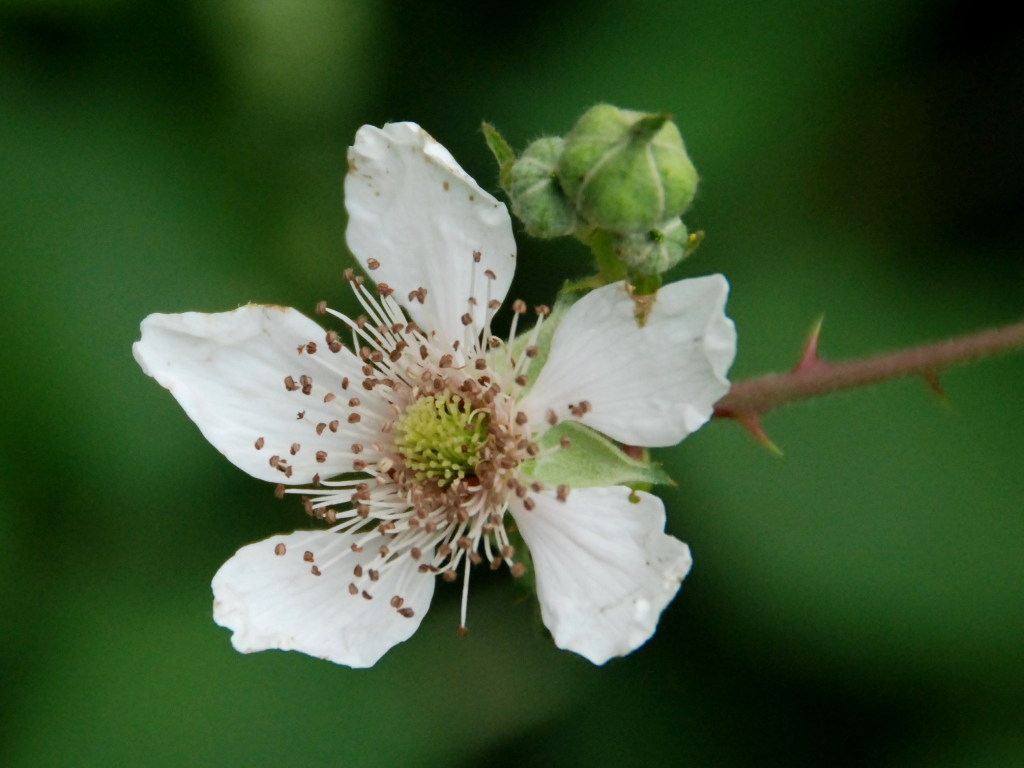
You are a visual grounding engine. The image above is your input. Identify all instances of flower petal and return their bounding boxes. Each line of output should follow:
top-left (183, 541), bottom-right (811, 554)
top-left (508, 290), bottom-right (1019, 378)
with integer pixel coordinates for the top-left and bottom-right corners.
top-left (133, 305), bottom-right (372, 484)
top-left (212, 531), bottom-right (434, 668)
top-left (510, 487), bottom-right (692, 665)
top-left (345, 122), bottom-right (517, 345)
top-left (519, 276), bottom-right (736, 447)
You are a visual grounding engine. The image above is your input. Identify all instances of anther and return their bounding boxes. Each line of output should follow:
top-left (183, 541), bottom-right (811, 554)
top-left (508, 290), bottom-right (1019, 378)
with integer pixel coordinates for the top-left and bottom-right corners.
top-left (302, 497), bottom-right (313, 515)
top-left (474, 358), bottom-right (487, 370)
top-left (515, 375), bottom-right (528, 386)
top-left (325, 509), bottom-right (336, 523)
top-left (274, 543), bottom-right (286, 556)
top-left (442, 570), bottom-right (457, 582)
top-left (439, 354), bottom-right (453, 368)
top-left (391, 596), bottom-right (404, 608)
top-left (316, 451), bottom-right (327, 463)
top-left (370, 350), bottom-right (383, 363)
top-left (376, 283), bottom-right (393, 298)
top-left (315, 300), bottom-right (327, 315)
top-left (290, 443), bottom-right (300, 455)
top-left (461, 313), bottom-right (473, 326)
top-left (525, 346), bottom-right (538, 358)
top-left (362, 590), bottom-right (373, 600)
top-left (557, 485), bottom-right (570, 502)
top-left (316, 423), bottom-right (326, 435)
top-left (311, 566), bottom-right (322, 576)
top-left (354, 564), bottom-right (363, 577)
top-left (472, 250), bottom-right (481, 262)
top-left (510, 563), bottom-right (526, 578)
top-left (351, 543), bottom-right (363, 553)
top-left (341, 377), bottom-right (349, 390)
top-left (379, 545), bottom-right (389, 557)
top-left (367, 258), bottom-right (380, 270)
top-left (269, 455), bottom-right (280, 468)
top-left (560, 437), bottom-right (571, 449)
top-left (284, 376), bottom-right (298, 391)
top-left (523, 498), bottom-right (536, 511)
top-left (535, 305), bottom-right (550, 317)
top-left (399, 608), bottom-right (415, 618)
top-left (438, 543), bottom-right (452, 557)
top-left (353, 460), bottom-right (367, 471)
top-left (484, 269), bottom-right (496, 280)
top-left (512, 299), bottom-right (526, 314)
top-left (353, 276), bottom-right (364, 288)
top-left (457, 536), bottom-right (472, 550)
top-left (410, 547), bottom-right (421, 560)
top-left (329, 420), bottom-right (339, 432)
top-left (351, 443), bottom-right (363, 454)
top-left (469, 552), bottom-right (482, 565)
top-left (348, 583), bottom-right (358, 594)
top-left (389, 349), bottom-right (402, 363)
top-left (274, 484), bottom-right (285, 499)
top-left (369, 570), bottom-right (379, 582)
top-left (418, 564), bottom-right (431, 573)
top-left (323, 393), bottom-right (336, 404)
top-left (515, 485), bottom-right (527, 499)
top-left (515, 412), bottom-right (528, 426)
top-left (344, 268), bottom-right (354, 281)
top-left (530, 482), bottom-right (543, 492)
top-left (303, 551), bottom-right (314, 563)
top-left (306, 342), bottom-right (317, 354)
top-left (348, 413), bottom-right (361, 424)
top-left (254, 437), bottom-right (265, 450)
top-left (487, 337), bottom-right (501, 348)
top-left (420, 345), bottom-right (429, 360)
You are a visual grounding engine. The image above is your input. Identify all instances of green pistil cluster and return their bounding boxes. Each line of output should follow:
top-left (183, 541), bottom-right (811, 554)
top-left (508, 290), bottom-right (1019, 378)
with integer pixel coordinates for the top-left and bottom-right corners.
top-left (394, 390), bottom-right (489, 487)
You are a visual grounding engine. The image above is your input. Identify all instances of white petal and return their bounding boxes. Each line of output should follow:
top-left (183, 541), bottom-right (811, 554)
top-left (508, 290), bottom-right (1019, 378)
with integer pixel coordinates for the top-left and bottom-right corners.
top-left (519, 276), bottom-right (736, 447)
top-left (510, 487), bottom-right (691, 665)
top-left (133, 305), bottom-right (371, 484)
top-left (345, 122), bottom-right (517, 345)
top-left (212, 531), bottom-right (434, 668)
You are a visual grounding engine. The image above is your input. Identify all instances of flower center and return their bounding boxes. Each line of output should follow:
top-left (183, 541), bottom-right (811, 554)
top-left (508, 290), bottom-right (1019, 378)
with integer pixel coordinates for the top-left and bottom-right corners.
top-left (393, 390), bottom-right (488, 487)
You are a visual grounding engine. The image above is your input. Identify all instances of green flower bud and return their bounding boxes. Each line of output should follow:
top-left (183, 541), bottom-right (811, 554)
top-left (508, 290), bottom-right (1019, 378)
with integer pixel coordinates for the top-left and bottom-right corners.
top-left (612, 218), bottom-right (691, 275)
top-left (508, 137), bottom-right (578, 238)
top-left (557, 105), bottom-right (698, 234)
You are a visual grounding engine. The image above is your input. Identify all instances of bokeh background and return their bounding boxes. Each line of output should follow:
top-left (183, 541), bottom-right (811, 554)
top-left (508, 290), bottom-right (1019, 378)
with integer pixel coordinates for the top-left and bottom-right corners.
top-left (2, 1), bottom-right (1023, 765)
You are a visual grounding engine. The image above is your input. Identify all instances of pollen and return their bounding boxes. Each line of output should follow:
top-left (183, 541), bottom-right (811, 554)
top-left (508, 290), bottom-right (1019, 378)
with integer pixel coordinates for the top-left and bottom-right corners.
top-left (393, 390), bottom-right (489, 487)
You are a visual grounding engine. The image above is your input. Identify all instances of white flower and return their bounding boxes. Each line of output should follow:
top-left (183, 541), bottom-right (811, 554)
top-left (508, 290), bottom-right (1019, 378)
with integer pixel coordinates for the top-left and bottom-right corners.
top-left (132, 122), bottom-right (737, 668)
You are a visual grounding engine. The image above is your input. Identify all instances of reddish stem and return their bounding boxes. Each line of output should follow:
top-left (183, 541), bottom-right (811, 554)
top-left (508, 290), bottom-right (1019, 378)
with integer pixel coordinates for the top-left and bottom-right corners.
top-left (713, 321), bottom-right (1024, 419)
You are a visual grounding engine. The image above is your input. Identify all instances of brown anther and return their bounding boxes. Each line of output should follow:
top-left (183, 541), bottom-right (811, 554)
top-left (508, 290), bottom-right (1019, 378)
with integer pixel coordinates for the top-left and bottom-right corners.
top-left (351, 543), bottom-right (364, 553)
top-left (474, 358), bottom-right (487, 370)
top-left (355, 315), bottom-right (368, 329)
top-left (557, 485), bottom-right (570, 502)
top-left (284, 376), bottom-right (298, 391)
top-left (353, 459), bottom-right (368, 471)
top-left (285, 466), bottom-right (293, 478)
top-left (488, 337), bottom-right (501, 348)
top-left (353, 276), bottom-right (364, 288)
top-left (515, 374), bottom-right (528, 386)
top-left (290, 443), bottom-right (300, 455)
top-left (418, 564), bottom-right (430, 573)
top-left (341, 377), bottom-right (350, 389)
top-left (274, 543), bottom-right (286, 556)
top-left (484, 269), bottom-right (496, 280)
top-left (501, 545), bottom-right (515, 558)
top-left (439, 354), bottom-right (453, 368)
top-left (269, 455), bottom-right (280, 468)
top-left (515, 412), bottom-right (528, 425)
top-left (348, 583), bottom-right (358, 594)
top-left (523, 498), bottom-right (536, 511)
top-left (472, 250), bottom-right (481, 262)
top-left (344, 268), bottom-right (354, 281)
top-left (515, 485), bottom-right (527, 499)
top-left (316, 423), bottom-right (327, 435)
top-left (326, 330), bottom-right (338, 344)
top-left (560, 437), bottom-right (571, 449)
top-left (469, 552), bottom-right (482, 565)
top-left (399, 608), bottom-right (415, 618)
top-left (490, 557), bottom-right (502, 570)
top-left (306, 342), bottom-right (317, 354)
top-left (438, 543), bottom-right (452, 557)
top-left (359, 347), bottom-right (371, 361)
top-left (303, 551), bottom-right (314, 563)
top-left (329, 342), bottom-right (342, 353)
top-left (362, 379), bottom-right (377, 390)
top-left (512, 299), bottom-right (526, 314)
top-left (325, 509), bottom-right (336, 523)
top-left (370, 350), bottom-right (383, 363)
top-left (419, 344), bottom-right (429, 360)
top-left (312, 473), bottom-right (320, 486)
top-left (361, 590), bottom-right (373, 600)
top-left (353, 564), bottom-right (363, 577)
top-left (316, 451), bottom-right (327, 463)
top-left (391, 596), bottom-right (404, 608)
top-left (530, 482), bottom-right (543, 492)
top-left (457, 536), bottom-right (472, 550)
top-left (526, 443), bottom-right (540, 457)
top-left (323, 393), bottom-right (336, 404)
top-left (347, 413), bottom-right (361, 424)
top-left (302, 497), bottom-right (313, 515)
top-left (545, 409), bottom-right (558, 426)
top-left (274, 484), bottom-right (285, 499)
top-left (424, 521), bottom-right (437, 534)
top-left (311, 566), bottom-right (322, 576)
top-left (379, 545), bottom-right (389, 557)
top-left (315, 300), bottom-right (327, 315)
top-left (461, 313), bottom-right (473, 326)
top-left (525, 346), bottom-right (538, 358)
top-left (357, 504), bottom-right (370, 518)
top-left (510, 563), bottom-right (526, 578)
top-left (570, 400), bottom-right (592, 417)
top-left (376, 283), bottom-right (393, 298)
top-left (410, 547), bottom-right (422, 560)
top-left (535, 305), bottom-right (550, 317)
top-left (351, 443), bottom-right (363, 454)
top-left (329, 420), bottom-right (339, 432)
top-left (442, 570), bottom-right (458, 583)
top-left (369, 570), bottom-right (379, 582)
top-left (389, 349), bottom-right (403, 363)
top-left (367, 258), bottom-right (380, 270)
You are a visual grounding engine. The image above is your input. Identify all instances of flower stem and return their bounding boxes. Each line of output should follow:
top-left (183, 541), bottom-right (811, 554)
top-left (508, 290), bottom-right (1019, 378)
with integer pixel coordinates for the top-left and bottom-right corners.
top-left (713, 320), bottom-right (1024, 419)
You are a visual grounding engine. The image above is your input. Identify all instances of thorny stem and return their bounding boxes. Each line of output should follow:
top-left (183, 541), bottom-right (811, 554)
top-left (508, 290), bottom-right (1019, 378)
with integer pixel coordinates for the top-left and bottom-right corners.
top-left (713, 320), bottom-right (1024, 420)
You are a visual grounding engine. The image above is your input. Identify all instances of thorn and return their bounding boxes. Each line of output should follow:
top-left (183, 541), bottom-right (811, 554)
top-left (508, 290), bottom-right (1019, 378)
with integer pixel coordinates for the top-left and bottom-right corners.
top-left (794, 314), bottom-right (825, 373)
top-left (737, 414), bottom-right (783, 457)
top-left (922, 370), bottom-right (950, 408)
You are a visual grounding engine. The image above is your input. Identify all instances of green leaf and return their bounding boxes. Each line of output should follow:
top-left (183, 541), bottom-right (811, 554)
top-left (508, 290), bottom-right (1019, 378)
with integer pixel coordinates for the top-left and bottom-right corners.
top-left (481, 122), bottom-right (515, 194)
top-left (522, 421), bottom-right (675, 488)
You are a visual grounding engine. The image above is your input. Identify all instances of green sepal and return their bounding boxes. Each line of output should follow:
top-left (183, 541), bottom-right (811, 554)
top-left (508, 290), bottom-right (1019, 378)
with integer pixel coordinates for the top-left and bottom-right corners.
top-left (521, 421), bottom-right (675, 488)
top-left (482, 122), bottom-right (515, 194)
top-left (500, 292), bottom-right (576, 392)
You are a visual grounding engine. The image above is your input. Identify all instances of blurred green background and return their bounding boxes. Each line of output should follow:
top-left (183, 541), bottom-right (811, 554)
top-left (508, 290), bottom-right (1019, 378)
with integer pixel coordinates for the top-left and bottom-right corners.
top-left (2, 1), bottom-right (1023, 765)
